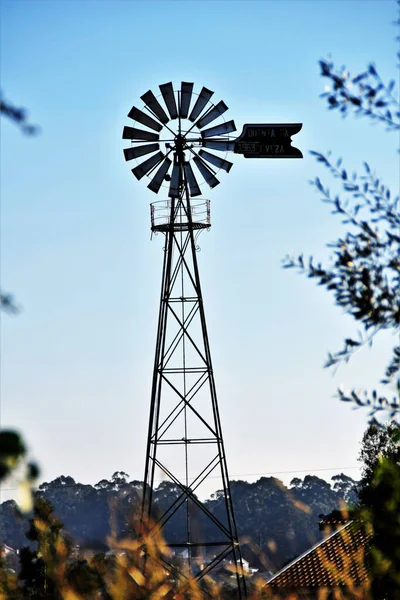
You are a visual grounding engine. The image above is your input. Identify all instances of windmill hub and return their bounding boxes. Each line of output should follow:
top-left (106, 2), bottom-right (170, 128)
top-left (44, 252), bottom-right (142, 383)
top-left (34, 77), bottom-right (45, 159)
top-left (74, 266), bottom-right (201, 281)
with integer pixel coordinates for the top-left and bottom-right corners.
top-left (174, 133), bottom-right (185, 155)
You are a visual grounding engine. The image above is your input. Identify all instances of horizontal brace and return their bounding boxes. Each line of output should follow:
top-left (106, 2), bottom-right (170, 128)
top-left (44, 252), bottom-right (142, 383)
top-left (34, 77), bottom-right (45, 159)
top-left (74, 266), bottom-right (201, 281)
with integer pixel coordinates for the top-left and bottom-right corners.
top-left (162, 367), bottom-right (209, 373)
top-left (152, 438), bottom-right (221, 445)
top-left (166, 542), bottom-right (232, 548)
top-left (167, 297), bottom-right (199, 303)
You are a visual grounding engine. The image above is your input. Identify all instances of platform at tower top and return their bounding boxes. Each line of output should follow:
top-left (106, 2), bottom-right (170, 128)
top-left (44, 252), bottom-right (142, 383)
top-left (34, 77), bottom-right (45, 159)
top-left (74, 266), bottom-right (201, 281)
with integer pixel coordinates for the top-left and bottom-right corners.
top-left (150, 198), bottom-right (211, 232)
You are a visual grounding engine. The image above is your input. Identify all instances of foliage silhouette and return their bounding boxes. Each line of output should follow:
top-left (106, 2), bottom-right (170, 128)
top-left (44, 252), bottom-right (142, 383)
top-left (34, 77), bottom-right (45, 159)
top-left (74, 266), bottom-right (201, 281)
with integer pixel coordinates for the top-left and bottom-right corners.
top-left (283, 2), bottom-right (400, 421)
top-left (0, 94), bottom-right (39, 136)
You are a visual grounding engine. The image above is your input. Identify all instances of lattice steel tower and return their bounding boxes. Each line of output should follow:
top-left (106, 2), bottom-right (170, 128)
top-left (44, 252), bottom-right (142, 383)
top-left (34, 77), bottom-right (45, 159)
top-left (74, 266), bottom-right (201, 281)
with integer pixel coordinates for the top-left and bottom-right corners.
top-left (122, 82), bottom-right (246, 597)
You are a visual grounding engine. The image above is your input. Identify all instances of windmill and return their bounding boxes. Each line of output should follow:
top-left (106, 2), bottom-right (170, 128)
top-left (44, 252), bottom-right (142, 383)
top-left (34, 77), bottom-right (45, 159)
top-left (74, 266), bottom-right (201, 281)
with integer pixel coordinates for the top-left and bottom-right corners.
top-left (122, 81), bottom-right (302, 597)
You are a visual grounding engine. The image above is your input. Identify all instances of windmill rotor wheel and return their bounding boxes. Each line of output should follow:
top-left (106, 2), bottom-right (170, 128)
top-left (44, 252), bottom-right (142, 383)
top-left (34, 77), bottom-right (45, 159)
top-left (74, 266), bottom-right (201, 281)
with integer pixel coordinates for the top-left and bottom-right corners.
top-left (122, 82), bottom-right (236, 198)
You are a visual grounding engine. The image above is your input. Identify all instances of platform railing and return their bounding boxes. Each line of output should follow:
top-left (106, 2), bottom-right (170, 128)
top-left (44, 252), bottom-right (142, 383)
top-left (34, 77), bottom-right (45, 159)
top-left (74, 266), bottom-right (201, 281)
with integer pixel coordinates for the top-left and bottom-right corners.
top-left (150, 199), bottom-right (211, 232)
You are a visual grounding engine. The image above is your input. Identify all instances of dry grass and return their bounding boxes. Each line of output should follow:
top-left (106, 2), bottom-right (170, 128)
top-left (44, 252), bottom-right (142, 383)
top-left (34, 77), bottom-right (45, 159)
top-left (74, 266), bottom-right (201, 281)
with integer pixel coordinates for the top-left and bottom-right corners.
top-left (0, 499), bottom-right (375, 600)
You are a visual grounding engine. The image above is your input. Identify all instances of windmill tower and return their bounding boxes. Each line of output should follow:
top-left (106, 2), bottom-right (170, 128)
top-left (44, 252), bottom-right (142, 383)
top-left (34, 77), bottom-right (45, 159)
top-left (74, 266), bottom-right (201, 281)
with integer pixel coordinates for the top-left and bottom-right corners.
top-left (122, 82), bottom-right (247, 596)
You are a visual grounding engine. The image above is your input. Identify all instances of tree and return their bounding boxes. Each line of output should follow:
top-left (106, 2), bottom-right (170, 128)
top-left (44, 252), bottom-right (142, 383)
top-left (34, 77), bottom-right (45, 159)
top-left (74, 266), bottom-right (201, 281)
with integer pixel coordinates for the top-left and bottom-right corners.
top-left (284, 1), bottom-right (400, 421)
top-left (0, 430), bottom-right (39, 515)
top-left (283, 5), bottom-right (400, 594)
top-left (358, 421), bottom-right (400, 505)
top-left (365, 457), bottom-right (400, 599)
top-left (1, 93), bottom-right (39, 314)
top-left (0, 431), bottom-right (26, 483)
top-left (0, 88), bottom-right (41, 511)
top-left (331, 473), bottom-right (359, 505)
top-left (355, 421), bottom-right (400, 599)
top-left (18, 497), bottom-right (67, 599)
top-left (19, 546), bottom-right (49, 599)
top-left (0, 93), bottom-right (38, 135)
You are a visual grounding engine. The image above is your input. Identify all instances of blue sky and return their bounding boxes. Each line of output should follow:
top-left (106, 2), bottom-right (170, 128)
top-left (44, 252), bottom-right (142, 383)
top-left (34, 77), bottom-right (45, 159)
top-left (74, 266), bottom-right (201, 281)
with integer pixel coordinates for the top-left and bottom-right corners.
top-left (1, 0), bottom-right (399, 500)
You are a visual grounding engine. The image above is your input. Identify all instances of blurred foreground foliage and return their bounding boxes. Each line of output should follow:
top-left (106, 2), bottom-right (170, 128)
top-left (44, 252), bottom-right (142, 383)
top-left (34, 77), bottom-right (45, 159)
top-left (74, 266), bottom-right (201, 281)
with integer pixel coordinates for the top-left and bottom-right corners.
top-left (357, 421), bottom-right (400, 598)
top-left (0, 423), bottom-right (399, 599)
top-left (0, 449), bottom-right (398, 599)
top-left (0, 431), bottom-right (39, 513)
top-left (0, 471), bottom-right (359, 573)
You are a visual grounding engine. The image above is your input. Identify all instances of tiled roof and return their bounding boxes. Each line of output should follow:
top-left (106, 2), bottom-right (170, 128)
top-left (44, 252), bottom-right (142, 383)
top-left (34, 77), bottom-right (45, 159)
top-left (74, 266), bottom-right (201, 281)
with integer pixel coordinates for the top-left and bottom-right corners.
top-left (264, 521), bottom-right (370, 589)
top-left (318, 509), bottom-right (356, 531)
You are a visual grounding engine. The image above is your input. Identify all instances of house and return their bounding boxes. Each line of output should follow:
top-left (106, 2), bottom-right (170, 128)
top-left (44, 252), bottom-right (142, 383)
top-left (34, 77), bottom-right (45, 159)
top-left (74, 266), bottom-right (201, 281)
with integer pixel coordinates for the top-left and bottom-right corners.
top-left (263, 512), bottom-right (371, 599)
top-left (237, 558), bottom-right (258, 575)
top-left (0, 543), bottom-right (19, 573)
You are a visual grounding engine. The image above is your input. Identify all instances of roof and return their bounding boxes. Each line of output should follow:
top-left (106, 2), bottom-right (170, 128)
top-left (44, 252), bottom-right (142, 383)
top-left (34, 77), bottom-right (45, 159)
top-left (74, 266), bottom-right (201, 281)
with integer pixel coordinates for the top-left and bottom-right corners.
top-left (264, 520), bottom-right (370, 590)
top-left (319, 509), bottom-right (356, 531)
top-left (1, 544), bottom-right (17, 555)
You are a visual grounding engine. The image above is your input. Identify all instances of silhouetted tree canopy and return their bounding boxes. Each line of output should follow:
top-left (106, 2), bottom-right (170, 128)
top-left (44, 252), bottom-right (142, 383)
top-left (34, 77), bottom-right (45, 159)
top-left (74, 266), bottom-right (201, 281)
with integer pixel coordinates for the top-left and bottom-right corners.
top-left (358, 420), bottom-right (400, 507)
top-left (356, 421), bottom-right (400, 598)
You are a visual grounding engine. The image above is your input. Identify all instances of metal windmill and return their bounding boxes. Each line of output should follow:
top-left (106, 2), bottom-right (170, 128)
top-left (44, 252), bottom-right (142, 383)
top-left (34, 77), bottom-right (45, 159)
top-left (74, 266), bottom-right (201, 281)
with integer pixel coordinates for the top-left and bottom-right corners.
top-left (122, 81), bottom-right (302, 597)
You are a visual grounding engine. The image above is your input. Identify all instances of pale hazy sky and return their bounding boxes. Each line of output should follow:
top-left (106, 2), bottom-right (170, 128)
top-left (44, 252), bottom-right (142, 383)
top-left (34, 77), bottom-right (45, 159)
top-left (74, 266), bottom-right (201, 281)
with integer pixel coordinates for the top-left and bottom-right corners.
top-left (1, 0), bottom-right (398, 501)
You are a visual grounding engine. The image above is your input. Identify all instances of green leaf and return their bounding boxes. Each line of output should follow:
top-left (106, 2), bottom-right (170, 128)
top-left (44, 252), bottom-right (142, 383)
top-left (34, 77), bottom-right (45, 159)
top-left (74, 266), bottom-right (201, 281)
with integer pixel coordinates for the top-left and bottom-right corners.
top-left (0, 430), bottom-right (26, 457)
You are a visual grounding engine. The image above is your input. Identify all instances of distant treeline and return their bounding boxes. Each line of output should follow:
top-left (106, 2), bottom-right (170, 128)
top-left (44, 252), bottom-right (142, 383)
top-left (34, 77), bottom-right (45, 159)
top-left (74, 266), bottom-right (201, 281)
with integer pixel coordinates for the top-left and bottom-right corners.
top-left (0, 472), bottom-right (358, 571)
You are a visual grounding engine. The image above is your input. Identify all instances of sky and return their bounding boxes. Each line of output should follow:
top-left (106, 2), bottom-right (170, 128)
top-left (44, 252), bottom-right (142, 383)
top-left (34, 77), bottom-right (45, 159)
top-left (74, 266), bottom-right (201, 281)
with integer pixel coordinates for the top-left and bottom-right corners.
top-left (1, 0), bottom-right (399, 503)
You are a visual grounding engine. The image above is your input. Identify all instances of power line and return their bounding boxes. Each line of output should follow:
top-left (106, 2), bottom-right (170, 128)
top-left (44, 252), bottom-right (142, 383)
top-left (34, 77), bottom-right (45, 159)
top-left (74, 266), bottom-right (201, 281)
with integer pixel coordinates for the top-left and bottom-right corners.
top-left (227, 466), bottom-right (360, 478)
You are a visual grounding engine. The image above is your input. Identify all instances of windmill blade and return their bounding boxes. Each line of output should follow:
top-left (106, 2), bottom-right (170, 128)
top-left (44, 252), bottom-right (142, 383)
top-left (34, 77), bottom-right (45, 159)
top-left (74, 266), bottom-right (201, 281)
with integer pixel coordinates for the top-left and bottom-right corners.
top-left (193, 155), bottom-right (219, 188)
top-left (196, 101), bottom-right (228, 129)
top-left (159, 82), bottom-right (178, 120)
top-left (132, 151), bottom-right (165, 180)
top-left (141, 90), bottom-right (169, 124)
top-left (179, 82), bottom-right (193, 119)
top-left (169, 163), bottom-right (180, 198)
top-left (201, 139), bottom-right (235, 151)
top-left (124, 143), bottom-right (159, 161)
top-left (201, 120), bottom-right (236, 139)
top-left (184, 161), bottom-right (201, 197)
top-left (127, 106), bottom-right (162, 132)
top-left (148, 157), bottom-right (172, 193)
top-left (123, 126), bottom-right (159, 141)
top-left (198, 149), bottom-right (233, 173)
top-left (188, 87), bottom-right (214, 122)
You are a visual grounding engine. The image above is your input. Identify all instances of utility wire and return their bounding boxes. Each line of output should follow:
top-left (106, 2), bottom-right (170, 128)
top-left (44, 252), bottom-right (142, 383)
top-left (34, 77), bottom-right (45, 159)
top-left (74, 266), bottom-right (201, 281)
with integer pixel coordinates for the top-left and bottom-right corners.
top-left (0, 465), bottom-right (360, 492)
